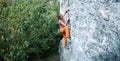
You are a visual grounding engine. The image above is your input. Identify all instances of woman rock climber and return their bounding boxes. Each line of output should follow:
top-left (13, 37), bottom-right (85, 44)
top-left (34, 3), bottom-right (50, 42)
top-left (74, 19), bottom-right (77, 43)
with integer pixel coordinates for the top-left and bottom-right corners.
top-left (57, 8), bottom-right (70, 48)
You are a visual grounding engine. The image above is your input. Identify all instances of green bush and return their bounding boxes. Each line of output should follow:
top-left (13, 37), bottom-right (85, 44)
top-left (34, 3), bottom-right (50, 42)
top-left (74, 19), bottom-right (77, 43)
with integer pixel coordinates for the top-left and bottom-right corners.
top-left (0, 0), bottom-right (62, 61)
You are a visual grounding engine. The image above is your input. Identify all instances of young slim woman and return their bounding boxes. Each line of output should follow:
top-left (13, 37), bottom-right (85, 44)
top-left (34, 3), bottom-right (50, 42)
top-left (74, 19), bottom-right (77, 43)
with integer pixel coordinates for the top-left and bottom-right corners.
top-left (57, 8), bottom-right (70, 48)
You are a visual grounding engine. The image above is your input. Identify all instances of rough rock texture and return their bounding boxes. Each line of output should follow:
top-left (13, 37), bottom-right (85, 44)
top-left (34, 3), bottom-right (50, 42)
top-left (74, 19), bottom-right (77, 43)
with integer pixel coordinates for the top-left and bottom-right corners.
top-left (59, 0), bottom-right (120, 61)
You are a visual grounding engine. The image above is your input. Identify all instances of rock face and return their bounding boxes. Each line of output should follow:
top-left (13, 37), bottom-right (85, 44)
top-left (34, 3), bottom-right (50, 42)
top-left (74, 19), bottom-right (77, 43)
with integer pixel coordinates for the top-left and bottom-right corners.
top-left (59, 0), bottom-right (120, 61)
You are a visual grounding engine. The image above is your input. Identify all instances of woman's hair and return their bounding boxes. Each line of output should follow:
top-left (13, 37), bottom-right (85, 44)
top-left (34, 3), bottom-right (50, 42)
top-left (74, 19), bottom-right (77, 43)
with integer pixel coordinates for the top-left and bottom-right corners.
top-left (57, 14), bottom-right (60, 19)
top-left (57, 14), bottom-right (63, 20)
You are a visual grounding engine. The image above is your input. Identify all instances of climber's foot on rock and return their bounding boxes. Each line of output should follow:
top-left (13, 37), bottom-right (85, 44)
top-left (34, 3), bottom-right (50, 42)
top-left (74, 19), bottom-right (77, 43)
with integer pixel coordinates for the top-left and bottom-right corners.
top-left (67, 38), bottom-right (72, 44)
top-left (65, 46), bottom-right (69, 50)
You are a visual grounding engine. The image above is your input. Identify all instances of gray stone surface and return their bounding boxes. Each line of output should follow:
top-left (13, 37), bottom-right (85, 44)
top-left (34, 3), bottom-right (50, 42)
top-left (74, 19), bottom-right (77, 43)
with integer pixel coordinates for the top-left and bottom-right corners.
top-left (59, 0), bottom-right (120, 61)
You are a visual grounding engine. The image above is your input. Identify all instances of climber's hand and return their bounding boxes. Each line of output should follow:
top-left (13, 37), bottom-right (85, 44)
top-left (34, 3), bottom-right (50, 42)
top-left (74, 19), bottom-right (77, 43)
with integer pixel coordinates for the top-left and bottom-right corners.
top-left (65, 7), bottom-right (70, 13)
top-left (65, 18), bottom-right (70, 25)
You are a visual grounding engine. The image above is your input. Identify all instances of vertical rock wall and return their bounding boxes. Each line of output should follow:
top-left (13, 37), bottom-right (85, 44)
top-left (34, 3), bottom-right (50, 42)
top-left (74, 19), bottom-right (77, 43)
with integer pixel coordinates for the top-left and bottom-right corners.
top-left (59, 0), bottom-right (120, 61)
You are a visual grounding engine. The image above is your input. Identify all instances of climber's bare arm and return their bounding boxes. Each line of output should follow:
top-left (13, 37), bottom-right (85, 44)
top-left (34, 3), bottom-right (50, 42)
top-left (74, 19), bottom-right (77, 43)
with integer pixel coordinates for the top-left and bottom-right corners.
top-left (59, 20), bottom-right (66, 26)
top-left (63, 7), bottom-right (70, 17)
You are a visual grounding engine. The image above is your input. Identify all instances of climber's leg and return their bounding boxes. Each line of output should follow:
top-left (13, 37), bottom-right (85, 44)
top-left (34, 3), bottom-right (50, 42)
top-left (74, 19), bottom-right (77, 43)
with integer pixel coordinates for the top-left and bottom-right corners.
top-left (60, 26), bottom-right (70, 48)
top-left (60, 27), bottom-right (66, 33)
top-left (63, 34), bottom-right (67, 48)
top-left (64, 38), bottom-right (67, 48)
top-left (65, 26), bottom-right (70, 38)
top-left (64, 26), bottom-right (70, 48)
top-left (60, 27), bottom-right (67, 48)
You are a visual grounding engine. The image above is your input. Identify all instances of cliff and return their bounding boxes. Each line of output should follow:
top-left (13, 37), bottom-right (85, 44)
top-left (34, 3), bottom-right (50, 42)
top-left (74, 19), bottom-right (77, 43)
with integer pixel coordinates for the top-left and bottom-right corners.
top-left (59, 0), bottom-right (120, 61)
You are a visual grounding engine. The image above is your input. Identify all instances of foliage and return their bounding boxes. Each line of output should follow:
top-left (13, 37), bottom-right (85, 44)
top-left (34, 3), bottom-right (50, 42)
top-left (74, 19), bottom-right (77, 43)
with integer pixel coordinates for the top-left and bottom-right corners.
top-left (0, 0), bottom-right (61, 61)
